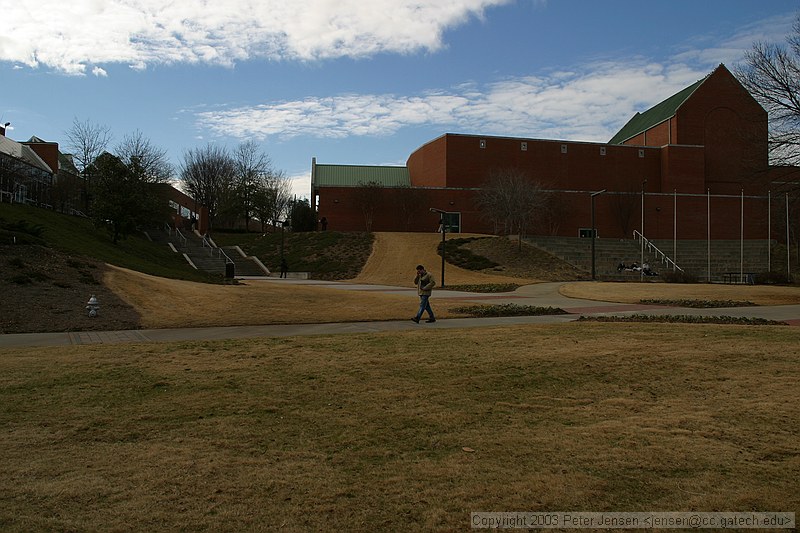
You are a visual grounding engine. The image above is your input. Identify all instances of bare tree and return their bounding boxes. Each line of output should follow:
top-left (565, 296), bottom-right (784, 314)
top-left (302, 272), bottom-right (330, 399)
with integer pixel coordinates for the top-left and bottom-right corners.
top-left (116, 130), bottom-right (173, 184)
top-left (353, 181), bottom-right (383, 232)
top-left (252, 169), bottom-right (291, 231)
top-left (735, 16), bottom-right (800, 171)
top-left (181, 144), bottom-right (236, 230)
top-left (477, 169), bottom-right (548, 250)
top-left (612, 190), bottom-right (639, 237)
top-left (234, 141), bottom-right (273, 231)
top-left (395, 185), bottom-right (427, 230)
top-left (89, 145), bottom-right (172, 245)
top-left (63, 118), bottom-right (113, 211)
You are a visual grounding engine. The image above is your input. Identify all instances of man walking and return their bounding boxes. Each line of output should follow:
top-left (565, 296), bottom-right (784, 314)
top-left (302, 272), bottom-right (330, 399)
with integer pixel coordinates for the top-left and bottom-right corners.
top-left (412, 264), bottom-right (436, 323)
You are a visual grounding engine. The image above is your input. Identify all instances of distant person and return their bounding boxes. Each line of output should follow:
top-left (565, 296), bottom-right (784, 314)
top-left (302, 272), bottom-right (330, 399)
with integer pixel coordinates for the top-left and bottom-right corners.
top-left (412, 264), bottom-right (436, 323)
top-left (320, 216), bottom-right (328, 231)
top-left (280, 258), bottom-right (288, 278)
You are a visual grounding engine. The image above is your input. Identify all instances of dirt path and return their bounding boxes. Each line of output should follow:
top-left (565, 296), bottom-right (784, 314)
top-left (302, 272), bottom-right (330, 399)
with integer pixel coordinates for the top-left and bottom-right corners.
top-left (352, 232), bottom-right (540, 286)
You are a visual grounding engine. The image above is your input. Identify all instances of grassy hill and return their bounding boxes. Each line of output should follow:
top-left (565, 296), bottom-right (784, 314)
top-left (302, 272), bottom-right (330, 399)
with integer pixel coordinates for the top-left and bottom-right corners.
top-left (212, 230), bottom-right (374, 280)
top-left (0, 203), bottom-right (214, 282)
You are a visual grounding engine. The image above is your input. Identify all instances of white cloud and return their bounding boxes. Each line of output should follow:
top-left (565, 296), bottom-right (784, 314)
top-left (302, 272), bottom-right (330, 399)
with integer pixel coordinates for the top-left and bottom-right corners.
top-left (288, 171), bottom-right (312, 200)
top-left (196, 62), bottom-right (706, 145)
top-left (92, 66), bottom-right (108, 77)
top-left (194, 14), bottom-right (789, 145)
top-left (2, 0), bottom-right (510, 74)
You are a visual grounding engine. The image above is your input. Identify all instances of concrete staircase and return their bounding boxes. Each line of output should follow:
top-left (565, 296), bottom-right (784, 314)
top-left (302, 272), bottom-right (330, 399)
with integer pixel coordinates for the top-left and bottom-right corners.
top-left (150, 228), bottom-right (269, 277)
top-left (523, 236), bottom-right (773, 282)
top-left (220, 246), bottom-right (271, 277)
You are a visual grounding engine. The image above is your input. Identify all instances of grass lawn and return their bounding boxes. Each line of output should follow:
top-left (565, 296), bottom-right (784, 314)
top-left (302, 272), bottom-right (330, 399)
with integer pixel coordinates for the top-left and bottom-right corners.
top-left (0, 202), bottom-right (214, 282)
top-left (1, 323), bottom-right (798, 531)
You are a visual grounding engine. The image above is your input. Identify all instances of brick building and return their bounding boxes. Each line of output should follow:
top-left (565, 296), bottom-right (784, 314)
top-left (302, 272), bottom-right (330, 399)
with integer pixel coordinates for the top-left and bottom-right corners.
top-left (312, 64), bottom-right (790, 241)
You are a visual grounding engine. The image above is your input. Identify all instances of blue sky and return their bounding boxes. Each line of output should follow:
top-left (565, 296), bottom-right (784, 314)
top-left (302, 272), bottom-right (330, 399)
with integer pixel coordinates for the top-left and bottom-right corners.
top-left (1, 0), bottom-right (796, 199)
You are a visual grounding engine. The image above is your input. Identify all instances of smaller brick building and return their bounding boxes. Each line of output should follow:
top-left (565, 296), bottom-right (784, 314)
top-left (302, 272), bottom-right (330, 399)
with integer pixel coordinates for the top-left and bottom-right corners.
top-left (312, 64), bottom-right (789, 241)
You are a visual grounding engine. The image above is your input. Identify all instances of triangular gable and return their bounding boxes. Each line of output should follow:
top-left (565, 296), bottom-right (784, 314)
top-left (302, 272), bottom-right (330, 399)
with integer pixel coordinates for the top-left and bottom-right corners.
top-left (608, 73), bottom-right (709, 145)
top-left (0, 135), bottom-right (53, 173)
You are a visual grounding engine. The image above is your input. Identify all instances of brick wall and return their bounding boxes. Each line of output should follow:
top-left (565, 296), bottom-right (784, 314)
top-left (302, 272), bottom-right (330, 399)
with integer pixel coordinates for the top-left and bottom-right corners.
top-left (315, 66), bottom-right (776, 240)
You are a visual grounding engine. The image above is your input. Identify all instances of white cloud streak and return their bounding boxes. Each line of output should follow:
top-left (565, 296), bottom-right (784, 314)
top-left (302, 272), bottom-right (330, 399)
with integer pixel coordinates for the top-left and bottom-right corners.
top-left (196, 63), bottom-right (705, 144)
top-left (2, 0), bottom-right (510, 74)
top-left (195, 15), bottom-right (790, 145)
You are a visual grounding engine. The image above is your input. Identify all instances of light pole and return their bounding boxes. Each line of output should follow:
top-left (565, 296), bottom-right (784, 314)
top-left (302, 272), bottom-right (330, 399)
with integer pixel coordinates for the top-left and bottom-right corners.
top-left (641, 179), bottom-right (648, 279)
top-left (280, 219), bottom-right (290, 263)
top-left (430, 208), bottom-right (449, 287)
top-left (590, 189), bottom-right (606, 280)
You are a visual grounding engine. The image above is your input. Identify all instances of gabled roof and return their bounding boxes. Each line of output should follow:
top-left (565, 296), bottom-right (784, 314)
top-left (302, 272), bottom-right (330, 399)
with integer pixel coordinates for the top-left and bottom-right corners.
top-left (313, 164), bottom-right (410, 188)
top-left (608, 74), bottom-right (707, 145)
top-left (27, 135), bottom-right (80, 175)
top-left (58, 152), bottom-right (80, 175)
top-left (0, 135), bottom-right (53, 173)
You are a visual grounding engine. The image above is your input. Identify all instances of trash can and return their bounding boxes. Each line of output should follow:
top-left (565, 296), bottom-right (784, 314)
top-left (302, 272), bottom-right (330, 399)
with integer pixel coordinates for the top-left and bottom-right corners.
top-left (225, 262), bottom-right (235, 279)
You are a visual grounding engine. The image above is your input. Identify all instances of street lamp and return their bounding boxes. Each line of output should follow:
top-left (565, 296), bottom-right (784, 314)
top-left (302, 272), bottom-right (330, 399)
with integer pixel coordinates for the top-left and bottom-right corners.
top-left (280, 219), bottom-right (290, 262)
top-left (430, 208), bottom-right (449, 287)
top-left (590, 189), bottom-right (606, 280)
top-left (641, 179), bottom-right (648, 279)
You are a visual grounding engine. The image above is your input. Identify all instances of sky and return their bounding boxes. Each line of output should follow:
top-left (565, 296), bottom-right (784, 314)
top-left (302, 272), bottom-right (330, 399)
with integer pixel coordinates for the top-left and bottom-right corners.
top-left (1, 0), bottom-right (797, 200)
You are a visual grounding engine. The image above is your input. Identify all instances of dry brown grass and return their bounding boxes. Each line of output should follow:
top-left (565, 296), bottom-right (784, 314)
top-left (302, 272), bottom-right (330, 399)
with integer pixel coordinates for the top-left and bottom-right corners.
top-left (353, 232), bottom-right (542, 286)
top-left (1, 323), bottom-right (798, 531)
top-left (560, 281), bottom-right (800, 306)
top-left (103, 265), bottom-right (479, 328)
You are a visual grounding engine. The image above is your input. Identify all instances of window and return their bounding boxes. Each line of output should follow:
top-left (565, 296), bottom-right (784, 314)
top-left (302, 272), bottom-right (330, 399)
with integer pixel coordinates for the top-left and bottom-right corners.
top-left (638, 149), bottom-right (645, 158)
top-left (561, 144), bottom-right (567, 154)
top-left (442, 212), bottom-right (461, 233)
top-left (600, 147), bottom-right (607, 156)
top-left (521, 142), bottom-right (527, 151)
top-left (479, 139), bottom-right (486, 149)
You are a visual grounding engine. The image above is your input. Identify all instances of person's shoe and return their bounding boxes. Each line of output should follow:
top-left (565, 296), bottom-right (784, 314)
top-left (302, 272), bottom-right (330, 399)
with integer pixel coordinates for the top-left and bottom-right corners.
top-left (411, 317), bottom-right (420, 323)
top-left (426, 318), bottom-right (436, 323)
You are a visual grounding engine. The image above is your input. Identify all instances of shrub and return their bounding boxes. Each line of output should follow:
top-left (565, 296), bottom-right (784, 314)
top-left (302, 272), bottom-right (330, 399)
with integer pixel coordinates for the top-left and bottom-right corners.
top-left (639, 299), bottom-right (756, 308)
top-left (438, 237), bottom-right (499, 270)
top-left (578, 314), bottom-right (786, 325)
top-left (442, 283), bottom-right (520, 293)
top-left (450, 304), bottom-right (567, 317)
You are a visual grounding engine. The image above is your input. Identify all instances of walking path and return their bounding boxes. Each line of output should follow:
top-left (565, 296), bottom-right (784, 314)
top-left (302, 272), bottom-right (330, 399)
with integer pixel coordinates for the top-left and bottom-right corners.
top-left (2, 280), bottom-right (799, 348)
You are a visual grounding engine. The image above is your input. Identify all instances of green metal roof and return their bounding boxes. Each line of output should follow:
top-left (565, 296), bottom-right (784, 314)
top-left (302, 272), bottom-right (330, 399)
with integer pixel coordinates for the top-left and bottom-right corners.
top-left (608, 76), bottom-right (705, 145)
top-left (313, 164), bottom-right (410, 188)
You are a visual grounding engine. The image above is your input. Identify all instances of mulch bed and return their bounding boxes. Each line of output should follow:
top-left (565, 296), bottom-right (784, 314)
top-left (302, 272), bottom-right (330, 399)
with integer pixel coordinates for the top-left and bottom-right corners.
top-left (0, 245), bottom-right (141, 334)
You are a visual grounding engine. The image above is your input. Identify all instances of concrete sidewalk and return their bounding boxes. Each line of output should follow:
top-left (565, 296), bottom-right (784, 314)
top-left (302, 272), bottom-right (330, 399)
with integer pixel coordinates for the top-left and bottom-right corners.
top-left (2, 280), bottom-right (798, 348)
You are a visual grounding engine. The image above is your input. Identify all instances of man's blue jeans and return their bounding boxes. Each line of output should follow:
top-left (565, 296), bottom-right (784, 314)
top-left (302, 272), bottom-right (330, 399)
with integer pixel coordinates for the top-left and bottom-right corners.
top-left (416, 295), bottom-right (434, 320)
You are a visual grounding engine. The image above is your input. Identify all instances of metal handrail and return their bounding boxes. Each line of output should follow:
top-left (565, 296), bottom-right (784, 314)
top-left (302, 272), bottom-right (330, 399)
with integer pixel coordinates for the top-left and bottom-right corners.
top-left (201, 235), bottom-right (234, 264)
top-left (218, 247), bottom-right (234, 265)
top-left (633, 230), bottom-right (684, 272)
top-left (165, 223), bottom-right (187, 248)
top-left (164, 222), bottom-right (187, 248)
top-left (174, 228), bottom-right (188, 248)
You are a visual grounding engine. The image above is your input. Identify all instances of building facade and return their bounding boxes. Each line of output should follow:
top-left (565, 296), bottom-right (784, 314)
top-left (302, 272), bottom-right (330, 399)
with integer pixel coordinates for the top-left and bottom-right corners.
top-left (312, 64), bottom-right (789, 241)
top-left (0, 129), bottom-right (54, 207)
